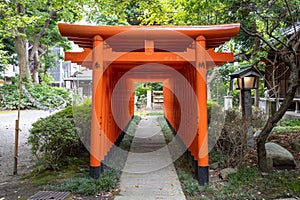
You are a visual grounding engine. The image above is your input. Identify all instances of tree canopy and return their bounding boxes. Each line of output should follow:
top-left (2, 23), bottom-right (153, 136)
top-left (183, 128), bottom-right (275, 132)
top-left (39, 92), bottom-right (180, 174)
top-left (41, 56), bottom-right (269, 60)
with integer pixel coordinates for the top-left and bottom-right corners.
top-left (0, 0), bottom-right (86, 82)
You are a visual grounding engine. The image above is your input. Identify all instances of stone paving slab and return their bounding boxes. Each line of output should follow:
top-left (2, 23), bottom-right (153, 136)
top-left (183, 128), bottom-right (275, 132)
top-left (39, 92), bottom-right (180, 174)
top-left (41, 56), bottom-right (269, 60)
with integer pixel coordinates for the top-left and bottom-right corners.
top-left (115, 116), bottom-right (185, 200)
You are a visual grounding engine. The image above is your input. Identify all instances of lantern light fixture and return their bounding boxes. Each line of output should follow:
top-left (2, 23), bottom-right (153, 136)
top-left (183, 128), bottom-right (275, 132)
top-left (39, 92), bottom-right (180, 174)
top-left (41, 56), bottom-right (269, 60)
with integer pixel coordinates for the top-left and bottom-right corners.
top-left (229, 65), bottom-right (261, 91)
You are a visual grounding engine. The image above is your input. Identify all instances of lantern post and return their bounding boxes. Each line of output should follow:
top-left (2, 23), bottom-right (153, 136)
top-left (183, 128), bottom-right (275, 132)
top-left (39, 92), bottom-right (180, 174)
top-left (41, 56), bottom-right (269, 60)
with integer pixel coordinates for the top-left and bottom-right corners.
top-left (230, 66), bottom-right (261, 148)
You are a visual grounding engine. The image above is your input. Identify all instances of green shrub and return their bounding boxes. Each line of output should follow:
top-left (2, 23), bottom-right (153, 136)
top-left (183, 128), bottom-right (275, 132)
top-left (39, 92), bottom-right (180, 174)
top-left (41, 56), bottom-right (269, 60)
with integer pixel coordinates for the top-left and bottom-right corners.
top-left (207, 101), bottom-right (222, 124)
top-left (0, 82), bottom-right (71, 110)
top-left (213, 107), bottom-right (265, 168)
top-left (135, 87), bottom-right (147, 100)
top-left (27, 83), bottom-right (71, 108)
top-left (0, 84), bottom-right (33, 109)
top-left (73, 98), bottom-right (92, 146)
top-left (28, 106), bottom-right (82, 170)
top-left (135, 86), bottom-right (147, 107)
top-left (28, 100), bottom-right (139, 171)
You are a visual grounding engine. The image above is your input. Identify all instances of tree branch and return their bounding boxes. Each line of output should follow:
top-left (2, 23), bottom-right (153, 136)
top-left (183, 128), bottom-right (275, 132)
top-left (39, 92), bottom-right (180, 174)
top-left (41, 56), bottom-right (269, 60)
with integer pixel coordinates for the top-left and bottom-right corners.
top-left (29, 9), bottom-right (56, 61)
top-left (267, 32), bottom-right (289, 49)
top-left (285, 31), bottom-right (300, 64)
top-left (241, 25), bottom-right (278, 52)
top-left (258, 54), bottom-right (299, 143)
top-left (284, 0), bottom-right (296, 34)
top-left (287, 30), bottom-right (300, 46)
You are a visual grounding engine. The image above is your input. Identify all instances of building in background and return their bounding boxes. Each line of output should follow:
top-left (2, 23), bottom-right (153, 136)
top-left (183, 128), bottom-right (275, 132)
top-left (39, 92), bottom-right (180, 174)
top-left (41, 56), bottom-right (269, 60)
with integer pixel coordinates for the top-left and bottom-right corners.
top-left (263, 22), bottom-right (300, 113)
top-left (64, 69), bottom-right (92, 98)
top-left (0, 64), bottom-right (18, 84)
top-left (49, 46), bottom-right (84, 87)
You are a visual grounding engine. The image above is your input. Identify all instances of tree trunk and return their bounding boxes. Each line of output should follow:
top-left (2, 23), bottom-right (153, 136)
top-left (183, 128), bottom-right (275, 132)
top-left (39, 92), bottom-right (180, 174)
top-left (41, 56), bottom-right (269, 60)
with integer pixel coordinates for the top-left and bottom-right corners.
top-left (32, 51), bottom-right (40, 83)
top-left (257, 121), bottom-right (274, 171)
top-left (28, 10), bottom-right (55, 83)
top-left (14, 36), bottom-right (30, 81)
top-left (14, 3), bottom-right (31, 82)
top-left (241, 26), bottom-right (300, 172)
top-left (257, 51), bottom-right (300, 171)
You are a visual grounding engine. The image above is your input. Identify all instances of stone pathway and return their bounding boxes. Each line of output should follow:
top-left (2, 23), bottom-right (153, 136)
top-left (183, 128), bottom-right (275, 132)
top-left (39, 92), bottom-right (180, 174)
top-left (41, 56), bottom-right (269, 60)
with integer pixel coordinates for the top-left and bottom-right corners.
top-left (115, 116), bottom-right (185, 200)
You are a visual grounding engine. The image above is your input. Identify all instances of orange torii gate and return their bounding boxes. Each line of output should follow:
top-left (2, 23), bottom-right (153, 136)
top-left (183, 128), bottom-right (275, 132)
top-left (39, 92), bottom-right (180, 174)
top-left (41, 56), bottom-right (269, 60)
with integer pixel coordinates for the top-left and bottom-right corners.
top-left (58, 23), bottom-right (240, 185)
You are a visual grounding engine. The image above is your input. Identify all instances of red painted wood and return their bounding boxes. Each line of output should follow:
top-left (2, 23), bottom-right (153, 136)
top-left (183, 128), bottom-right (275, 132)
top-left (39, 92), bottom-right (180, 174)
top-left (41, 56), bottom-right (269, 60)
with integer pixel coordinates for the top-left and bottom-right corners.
top-left (59, 24), bottom-right (240, 173)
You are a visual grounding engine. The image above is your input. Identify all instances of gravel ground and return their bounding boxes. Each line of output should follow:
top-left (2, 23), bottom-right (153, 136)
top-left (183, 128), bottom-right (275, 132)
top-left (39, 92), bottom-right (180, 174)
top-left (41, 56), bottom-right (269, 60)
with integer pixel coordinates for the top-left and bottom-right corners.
top-left (0, 110), bottom-right (53, 199)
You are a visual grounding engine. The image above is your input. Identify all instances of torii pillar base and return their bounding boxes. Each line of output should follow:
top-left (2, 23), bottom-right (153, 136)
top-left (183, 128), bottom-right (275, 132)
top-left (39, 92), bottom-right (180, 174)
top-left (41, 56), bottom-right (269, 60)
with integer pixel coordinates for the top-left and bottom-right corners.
top-left (197, 166), bottom-right (209, 186)
top-left (90, 165), bottom-right (103, 179)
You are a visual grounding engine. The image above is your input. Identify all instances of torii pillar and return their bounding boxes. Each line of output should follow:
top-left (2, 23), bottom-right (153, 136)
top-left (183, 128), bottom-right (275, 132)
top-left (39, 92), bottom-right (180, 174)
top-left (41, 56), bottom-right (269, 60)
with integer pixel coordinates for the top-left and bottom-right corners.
top-left (196, 36), bottom-right (209, 185)
top-left (90, 35), bottom-right (104, 178)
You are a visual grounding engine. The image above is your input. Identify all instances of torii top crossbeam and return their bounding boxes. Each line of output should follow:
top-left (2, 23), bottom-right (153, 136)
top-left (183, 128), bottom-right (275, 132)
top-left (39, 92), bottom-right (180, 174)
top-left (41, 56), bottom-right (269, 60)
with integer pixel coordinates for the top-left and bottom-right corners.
top-left (59, 23), bottom-right (240, 68)
top-left (59, 23), bottom-right (240, 49)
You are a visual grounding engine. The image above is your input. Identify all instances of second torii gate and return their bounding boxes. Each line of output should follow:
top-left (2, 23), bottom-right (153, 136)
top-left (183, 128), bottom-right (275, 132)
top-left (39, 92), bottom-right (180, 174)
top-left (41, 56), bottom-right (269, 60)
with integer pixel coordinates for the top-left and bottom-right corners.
top-left (58, 23), bottom-right (240, 185)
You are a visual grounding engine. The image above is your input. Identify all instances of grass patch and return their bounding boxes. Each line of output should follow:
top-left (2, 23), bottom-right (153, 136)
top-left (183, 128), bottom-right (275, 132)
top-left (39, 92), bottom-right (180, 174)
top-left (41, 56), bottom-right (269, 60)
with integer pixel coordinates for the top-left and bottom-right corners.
top-left (21, 156), bottom-right (89, 186)
top-left (0, 110), bottom-right (16, 114)
top-left (120, 115), bottom-right (141, 151)
top-left (57, 169), bottom-right (119, 195)
top-left (278, 119), bottom-right (300, 127)
top-left (258, 170), bottom-right (300, 198)
top-left (135, 110), bottom-right (164, 116)
top-left (157, 116), bottom-right (173, 143)
top-left (273, 118), bottom-right (300, 132)
top-left (273, 126), bottom-right (300, 132)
